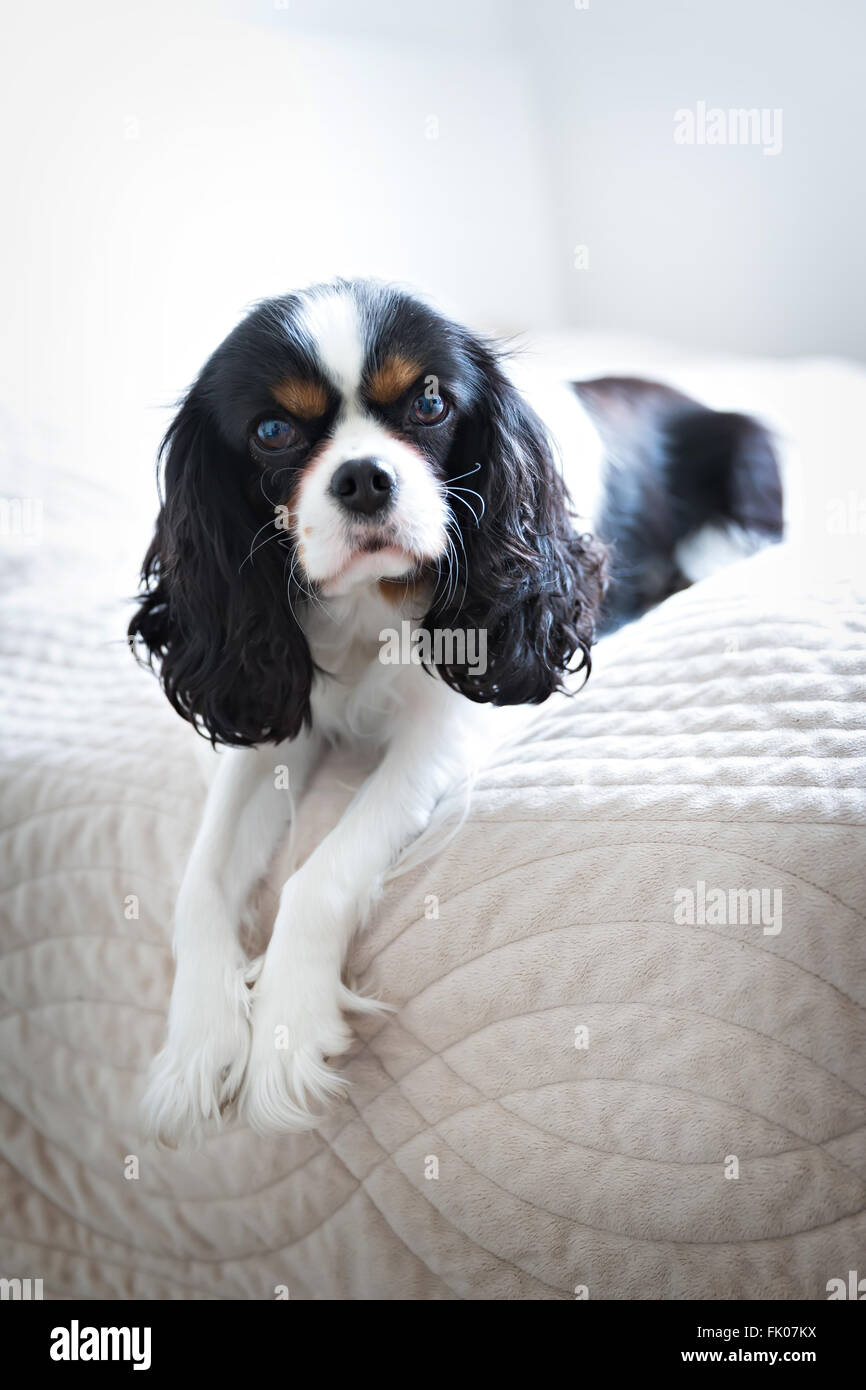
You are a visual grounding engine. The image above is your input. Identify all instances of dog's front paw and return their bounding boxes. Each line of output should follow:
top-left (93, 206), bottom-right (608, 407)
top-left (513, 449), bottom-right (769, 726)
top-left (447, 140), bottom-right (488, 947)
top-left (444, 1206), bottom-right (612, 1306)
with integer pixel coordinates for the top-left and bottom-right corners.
top-left (242, 962), bottom-right (354, 1135)
top-left (142, 960), bottom-right (251, 1146)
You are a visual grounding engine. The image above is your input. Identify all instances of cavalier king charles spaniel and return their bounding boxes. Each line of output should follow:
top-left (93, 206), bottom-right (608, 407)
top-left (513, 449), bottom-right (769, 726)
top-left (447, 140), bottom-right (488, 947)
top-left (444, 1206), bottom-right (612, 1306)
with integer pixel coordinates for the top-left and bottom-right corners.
top-left (130, 278), bottom-right (782, 1144)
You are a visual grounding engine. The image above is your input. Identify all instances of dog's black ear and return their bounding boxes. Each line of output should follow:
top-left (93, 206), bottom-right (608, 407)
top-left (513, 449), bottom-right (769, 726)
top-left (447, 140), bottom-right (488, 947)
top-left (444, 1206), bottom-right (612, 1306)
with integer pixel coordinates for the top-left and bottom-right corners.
top-left (428, 341), bottom-right (607, 704)
top-left (128, 385), bottom-right (313, 746)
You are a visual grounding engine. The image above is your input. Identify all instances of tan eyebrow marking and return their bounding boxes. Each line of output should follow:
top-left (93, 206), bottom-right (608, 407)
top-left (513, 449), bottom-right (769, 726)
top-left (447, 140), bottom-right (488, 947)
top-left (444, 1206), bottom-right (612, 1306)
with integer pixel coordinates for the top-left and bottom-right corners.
top-left (366, 354), bottom-right (423, 405)
top-left (271, 377), bottom-right (330, 419)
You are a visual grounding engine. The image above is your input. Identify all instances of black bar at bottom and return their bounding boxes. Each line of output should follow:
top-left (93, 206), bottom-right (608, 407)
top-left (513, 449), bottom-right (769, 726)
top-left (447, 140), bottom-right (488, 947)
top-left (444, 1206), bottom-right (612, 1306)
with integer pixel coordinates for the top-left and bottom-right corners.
top-left (4, 1297), bottom-right (860, 1374)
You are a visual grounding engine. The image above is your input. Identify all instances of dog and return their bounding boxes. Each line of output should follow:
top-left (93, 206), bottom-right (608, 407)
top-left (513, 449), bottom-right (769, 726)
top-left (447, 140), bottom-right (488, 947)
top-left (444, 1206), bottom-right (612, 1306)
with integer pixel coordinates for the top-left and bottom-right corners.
top-left (129, 278), bottom-right (782, 1143)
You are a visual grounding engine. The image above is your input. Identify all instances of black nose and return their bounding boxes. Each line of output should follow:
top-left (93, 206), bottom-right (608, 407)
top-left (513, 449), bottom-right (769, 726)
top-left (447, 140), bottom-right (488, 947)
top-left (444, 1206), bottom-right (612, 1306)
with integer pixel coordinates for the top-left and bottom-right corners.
top-left (329, 457), bottom-right (397, 516)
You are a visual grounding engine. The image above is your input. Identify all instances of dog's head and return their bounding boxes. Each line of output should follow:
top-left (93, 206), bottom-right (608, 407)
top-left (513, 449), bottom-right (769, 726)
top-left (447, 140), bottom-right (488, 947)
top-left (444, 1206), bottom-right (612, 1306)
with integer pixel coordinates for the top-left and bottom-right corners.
top-left (129, 279), bottom-right (606, 744)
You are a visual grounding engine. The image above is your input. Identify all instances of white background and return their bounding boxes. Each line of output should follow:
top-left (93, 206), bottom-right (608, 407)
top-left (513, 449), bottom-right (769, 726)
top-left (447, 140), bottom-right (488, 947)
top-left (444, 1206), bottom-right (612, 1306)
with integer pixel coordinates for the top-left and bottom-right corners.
top-left (2, 0), bottom-right (863, 490)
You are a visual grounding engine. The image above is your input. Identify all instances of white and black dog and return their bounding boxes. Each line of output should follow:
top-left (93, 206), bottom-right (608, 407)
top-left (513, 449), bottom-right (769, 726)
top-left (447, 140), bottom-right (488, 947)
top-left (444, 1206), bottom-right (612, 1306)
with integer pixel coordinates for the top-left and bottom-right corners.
top-left (130, 278), bottom-right (782, 1144)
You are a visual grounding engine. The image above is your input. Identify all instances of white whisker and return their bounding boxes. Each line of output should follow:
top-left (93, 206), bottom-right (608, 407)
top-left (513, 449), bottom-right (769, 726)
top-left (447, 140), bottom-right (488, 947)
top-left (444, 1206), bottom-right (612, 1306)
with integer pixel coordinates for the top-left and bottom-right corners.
top-left (447, 489), bottom-right (481, 527)
top-left (240, 516), bottom-right (283, 572)
top-left (447, 460), bottom-right (483, 485)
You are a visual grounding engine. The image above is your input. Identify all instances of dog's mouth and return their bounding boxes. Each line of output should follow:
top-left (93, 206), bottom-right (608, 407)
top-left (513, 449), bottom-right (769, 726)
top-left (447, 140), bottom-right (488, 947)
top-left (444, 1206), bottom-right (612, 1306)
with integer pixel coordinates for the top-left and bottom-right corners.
top-left (295, 503), bottom-right (447, 597)
top-left (316, 534), bottom-right (421, 596)
top-left (344, 518), bottom-right (427, 565)
top-left (356, 536), bottom-right (394, 555)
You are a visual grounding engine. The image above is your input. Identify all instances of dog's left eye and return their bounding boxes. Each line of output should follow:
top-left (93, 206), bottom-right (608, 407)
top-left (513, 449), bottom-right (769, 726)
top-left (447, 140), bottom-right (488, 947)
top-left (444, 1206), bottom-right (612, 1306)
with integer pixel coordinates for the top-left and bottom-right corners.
top-left (254, 418), bottom-right (299, 452)
top-left (410, 392), bottom-right (448, 425)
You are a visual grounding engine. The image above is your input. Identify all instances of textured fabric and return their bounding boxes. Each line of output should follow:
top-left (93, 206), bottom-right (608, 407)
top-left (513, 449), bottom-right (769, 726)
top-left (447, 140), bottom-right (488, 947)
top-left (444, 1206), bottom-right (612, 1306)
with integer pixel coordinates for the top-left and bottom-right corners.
top-left (1, 533), bottom-right (864, 1299)
top-left (1, 351), bottom-right (865, 1300)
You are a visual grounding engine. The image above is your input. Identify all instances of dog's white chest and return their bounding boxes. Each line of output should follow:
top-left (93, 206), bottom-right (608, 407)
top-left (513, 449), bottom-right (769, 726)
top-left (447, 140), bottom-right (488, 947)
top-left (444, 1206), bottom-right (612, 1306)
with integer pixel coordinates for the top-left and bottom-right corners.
top-left (305, 584), bottom-right (424, 745)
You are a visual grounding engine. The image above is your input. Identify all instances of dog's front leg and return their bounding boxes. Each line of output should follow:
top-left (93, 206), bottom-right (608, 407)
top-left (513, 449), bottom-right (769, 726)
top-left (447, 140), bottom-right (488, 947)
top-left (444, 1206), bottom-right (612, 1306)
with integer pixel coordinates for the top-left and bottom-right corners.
top-left (142, 732), bottom-right (321, 1144)
top-left (242, 683), bottom-right (470, 1134)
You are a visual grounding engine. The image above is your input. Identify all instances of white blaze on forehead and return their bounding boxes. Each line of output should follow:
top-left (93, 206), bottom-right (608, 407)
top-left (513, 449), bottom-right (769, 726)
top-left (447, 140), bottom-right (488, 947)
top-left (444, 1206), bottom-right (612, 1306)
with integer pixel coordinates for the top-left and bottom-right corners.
top-left (296, 288), bottom-right (365, 401)
top-left (287, 285), bottom-right (449, 592)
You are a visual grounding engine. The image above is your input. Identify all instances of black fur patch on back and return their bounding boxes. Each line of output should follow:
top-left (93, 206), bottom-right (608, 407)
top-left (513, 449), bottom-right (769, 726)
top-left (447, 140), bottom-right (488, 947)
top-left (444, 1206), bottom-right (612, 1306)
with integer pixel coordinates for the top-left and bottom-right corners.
top-left (572, 377), bottom-right (783, 634)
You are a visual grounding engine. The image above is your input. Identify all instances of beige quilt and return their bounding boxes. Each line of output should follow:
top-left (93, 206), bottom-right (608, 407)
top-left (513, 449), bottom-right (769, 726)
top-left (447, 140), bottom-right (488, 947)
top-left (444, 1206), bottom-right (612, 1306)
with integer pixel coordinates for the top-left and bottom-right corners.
top-left (1, 359), bottom-right (864, 1300)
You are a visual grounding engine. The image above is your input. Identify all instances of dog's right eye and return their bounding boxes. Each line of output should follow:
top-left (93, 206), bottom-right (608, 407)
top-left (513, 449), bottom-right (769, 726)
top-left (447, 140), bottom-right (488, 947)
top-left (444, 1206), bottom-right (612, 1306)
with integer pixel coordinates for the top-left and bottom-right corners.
top-left (254, 418), bottom-right (299, 452)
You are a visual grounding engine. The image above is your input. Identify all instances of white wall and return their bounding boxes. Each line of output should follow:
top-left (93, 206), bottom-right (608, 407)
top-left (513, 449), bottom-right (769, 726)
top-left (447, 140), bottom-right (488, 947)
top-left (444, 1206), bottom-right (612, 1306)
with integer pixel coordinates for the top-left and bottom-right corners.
top-left (1, 0), bottom-right (863, 497)
top-left (0, 0), bottom-right (557, 490)
top-left (518, 0), bottom-right (866, 359)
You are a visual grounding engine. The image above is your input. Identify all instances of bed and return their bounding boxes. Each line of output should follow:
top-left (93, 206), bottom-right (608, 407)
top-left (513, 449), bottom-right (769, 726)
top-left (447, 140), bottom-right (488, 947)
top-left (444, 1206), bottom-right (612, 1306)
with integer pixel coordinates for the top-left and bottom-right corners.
top-left (1, 341), bottom-right (864, 1299)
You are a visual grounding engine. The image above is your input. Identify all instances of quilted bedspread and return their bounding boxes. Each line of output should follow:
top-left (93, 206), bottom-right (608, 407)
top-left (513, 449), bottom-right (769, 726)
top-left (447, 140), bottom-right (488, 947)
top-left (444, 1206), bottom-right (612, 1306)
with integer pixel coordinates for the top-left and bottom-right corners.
top-left (1, 356), bottom-right (865, 1300)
